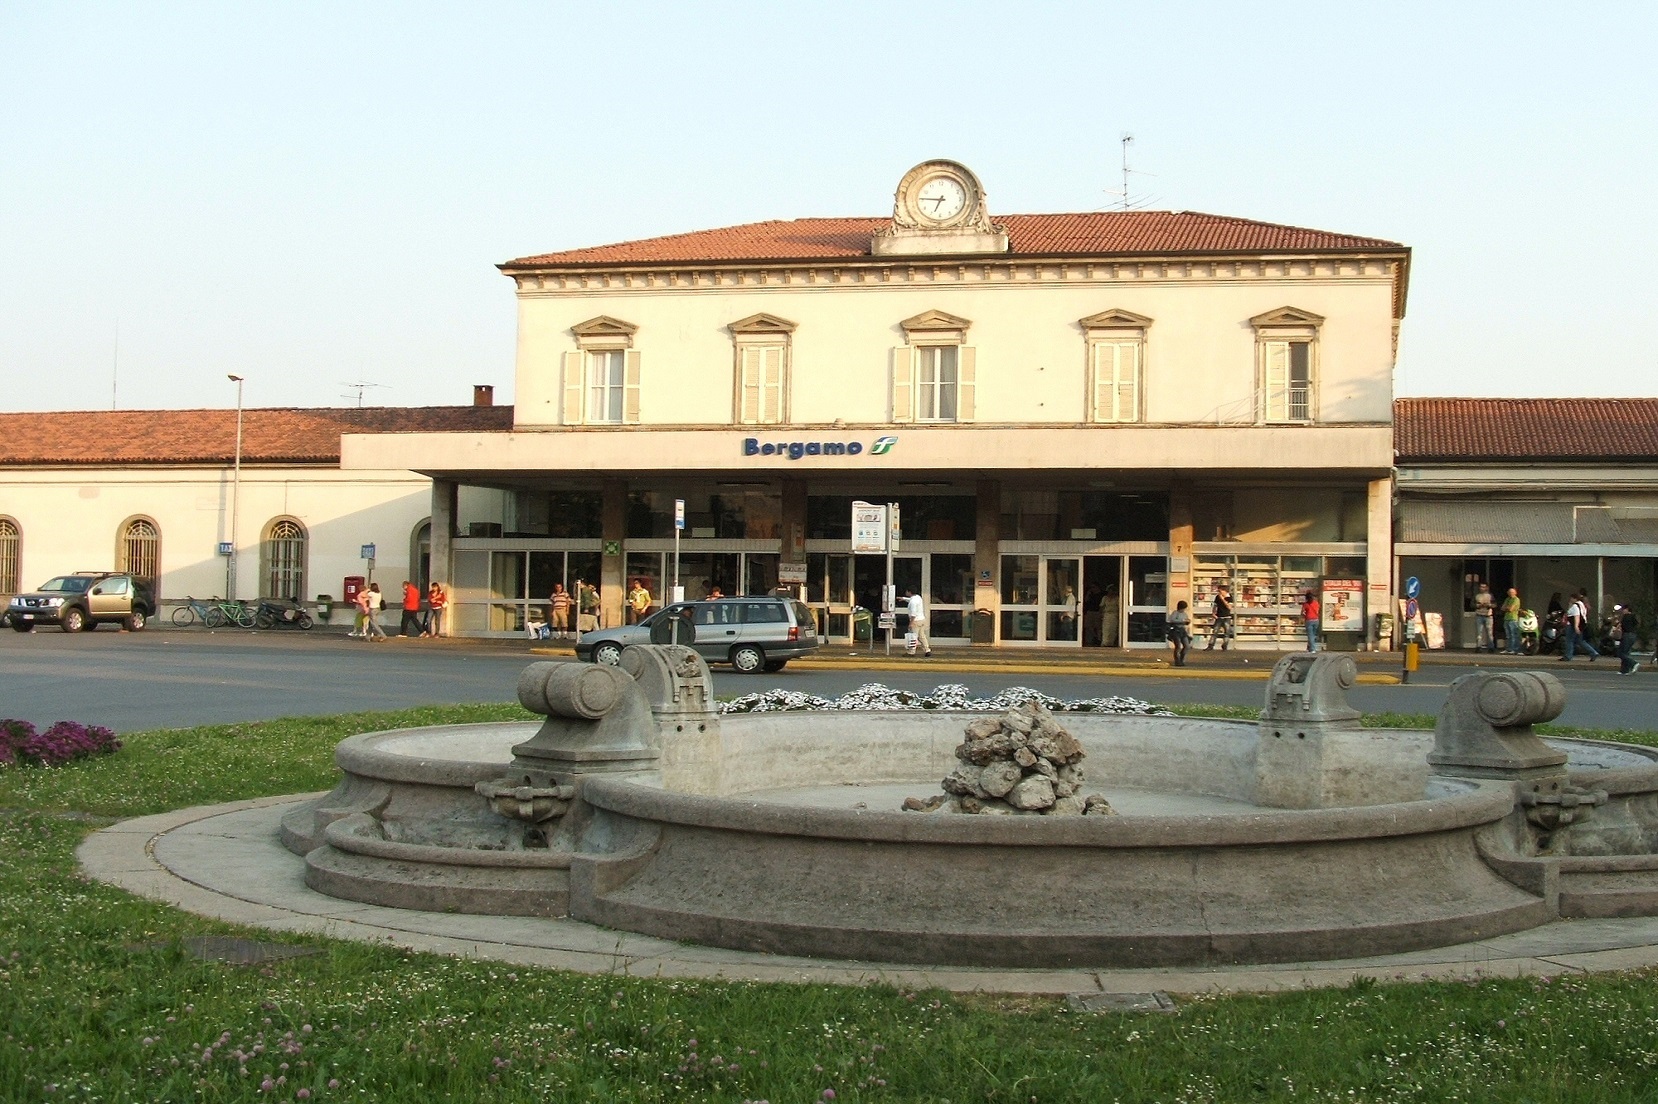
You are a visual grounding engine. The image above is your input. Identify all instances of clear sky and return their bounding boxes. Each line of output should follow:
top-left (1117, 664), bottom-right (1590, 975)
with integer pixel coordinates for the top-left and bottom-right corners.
top-left (2, 1), bottom-right (1653, 412)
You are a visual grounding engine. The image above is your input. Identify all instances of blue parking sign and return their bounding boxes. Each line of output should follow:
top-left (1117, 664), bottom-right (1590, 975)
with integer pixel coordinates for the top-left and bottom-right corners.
top-left (1404, 576), bottom-right (1420, 599)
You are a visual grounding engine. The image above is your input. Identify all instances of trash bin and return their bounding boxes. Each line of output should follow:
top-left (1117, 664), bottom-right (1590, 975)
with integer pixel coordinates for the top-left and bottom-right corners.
top-left (315, 594), bottom-right (334, 621)
top-left (972, 608), bottom-right (996, 644)
top-left (852, 607), bottom-right (873, 644)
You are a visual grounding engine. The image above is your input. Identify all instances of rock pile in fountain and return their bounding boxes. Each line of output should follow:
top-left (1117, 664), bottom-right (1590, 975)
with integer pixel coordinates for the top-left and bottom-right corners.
top-left (905, 700), bottom-right (1116, 815)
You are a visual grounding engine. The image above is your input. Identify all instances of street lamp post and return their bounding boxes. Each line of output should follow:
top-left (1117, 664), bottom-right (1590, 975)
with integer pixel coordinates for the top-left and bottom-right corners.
top-left (227, 374), bottom-right (244, 600)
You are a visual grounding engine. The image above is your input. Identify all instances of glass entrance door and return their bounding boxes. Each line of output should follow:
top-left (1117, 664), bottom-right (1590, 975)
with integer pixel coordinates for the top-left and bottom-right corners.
top-left (999, 554), bottom-right (1086, 646)
top-left (1044, 557), bottom-right (1083, 645)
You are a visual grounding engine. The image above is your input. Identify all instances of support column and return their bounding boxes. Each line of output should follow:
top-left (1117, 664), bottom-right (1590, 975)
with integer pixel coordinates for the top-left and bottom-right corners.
top-left (601, 479), bottom-right (627, 629)
top-left (1168, 482), bottom-right (1194, 614)
top-left (974, 480), bottom-right (1000, 645)
top-left (1367, 476), bottom-right (1394, 650)
top-left (781, 478), bottom-right (808, 598)
top-left (429, 478), bottom-right (457, 636)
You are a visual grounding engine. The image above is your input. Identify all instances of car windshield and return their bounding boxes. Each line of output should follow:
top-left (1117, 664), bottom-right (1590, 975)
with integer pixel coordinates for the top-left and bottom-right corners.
top-left (38, 576), bottom-right (93, 594)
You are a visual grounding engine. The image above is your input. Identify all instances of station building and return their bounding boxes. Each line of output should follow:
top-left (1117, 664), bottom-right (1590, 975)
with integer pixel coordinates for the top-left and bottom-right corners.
top-left (342, 160), bottom-right (1409, 648)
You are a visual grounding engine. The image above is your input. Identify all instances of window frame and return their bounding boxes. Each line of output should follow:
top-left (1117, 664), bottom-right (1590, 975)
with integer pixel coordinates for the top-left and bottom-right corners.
top-left (1250, 307), bottom-right (1324, 425)
top-left (894, 310), bottom-right (975, 424)
top-left (0, 516), bottom-right (18, 596)
top-left (1080, 309), bottom-right (1152, 424)
top-left (729, 313), bottom-right (797, 426)
top-left (564, 316), bottom-right (641, 426)
top-left (261, 516), bottom-right (308, 600)
top-left (116, 516), bottom-right (160, 586)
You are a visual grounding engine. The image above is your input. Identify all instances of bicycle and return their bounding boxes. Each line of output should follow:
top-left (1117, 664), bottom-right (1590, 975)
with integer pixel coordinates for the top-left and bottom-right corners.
top-left (204, 598), bottom-right (257, 629)
top-left (170, 596), bottom-right (215, 627)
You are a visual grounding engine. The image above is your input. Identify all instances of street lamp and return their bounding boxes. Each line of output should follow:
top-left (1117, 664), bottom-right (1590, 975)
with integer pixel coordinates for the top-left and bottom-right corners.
top-left (227, 375), bottom-right (244, 600)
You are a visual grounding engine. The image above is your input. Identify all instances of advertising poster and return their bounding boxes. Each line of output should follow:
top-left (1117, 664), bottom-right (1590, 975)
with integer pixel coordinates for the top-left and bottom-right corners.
top-left (1321, 579), bottom-right (1365, 631)
top-left (851, 502), bottom-right (888, 554)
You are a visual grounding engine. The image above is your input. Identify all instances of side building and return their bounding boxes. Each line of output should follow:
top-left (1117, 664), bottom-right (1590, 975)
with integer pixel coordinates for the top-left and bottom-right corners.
top-left (1395, 398), bottom-right (1658, 648)
top-left (0, 402), bottom-right (509, 621)
top-left (344, 160), bottom-right (1408, 647)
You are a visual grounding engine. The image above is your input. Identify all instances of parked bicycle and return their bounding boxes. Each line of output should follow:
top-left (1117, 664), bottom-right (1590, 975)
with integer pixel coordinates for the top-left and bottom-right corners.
top-left (203, 598), bottom-right (257, 629)
top-left (170, 596), bottom-right (215, 628)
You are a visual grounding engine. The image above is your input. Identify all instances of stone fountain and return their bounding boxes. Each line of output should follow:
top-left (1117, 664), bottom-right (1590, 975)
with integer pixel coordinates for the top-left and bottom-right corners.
top-left (280, 646), bottom-right (1658, 968)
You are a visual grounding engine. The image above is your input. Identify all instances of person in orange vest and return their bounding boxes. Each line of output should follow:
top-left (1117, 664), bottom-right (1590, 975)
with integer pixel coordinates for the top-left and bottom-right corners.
top-left (400, 580), bottom-right (422, 637)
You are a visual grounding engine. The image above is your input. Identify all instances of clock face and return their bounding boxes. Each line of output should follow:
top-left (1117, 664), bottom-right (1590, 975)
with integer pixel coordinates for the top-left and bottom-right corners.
top-left (915, 175), bottom-right (967, 222)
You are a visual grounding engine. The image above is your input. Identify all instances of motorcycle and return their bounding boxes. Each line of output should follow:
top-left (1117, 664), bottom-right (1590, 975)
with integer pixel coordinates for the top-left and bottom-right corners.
top-left (1535, 608), bottom-right (1566, 655)
top-left (1516, 609), bottom-right (1540, 655)
top-left (254, 598), bottom-right (314, 630)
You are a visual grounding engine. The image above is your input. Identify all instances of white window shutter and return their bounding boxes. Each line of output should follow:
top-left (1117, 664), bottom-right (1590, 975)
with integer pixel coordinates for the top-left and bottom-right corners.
top-left (738, 346), bottom-right (762, 424)
top-left (1115, 341), bottom-right (1139, 422)
top-left (891, 346), bottom-right (915, 423)
top-left (623, 350), bottom-right (643, 424)
top-left (1263, 340), bottom-right (1290, 422)
top-left (562, 351), bottom-right (584, 425)
top-left (957, 346), bottom-right (976, 422)
top-left (762, 345), bottom-right (785, 423)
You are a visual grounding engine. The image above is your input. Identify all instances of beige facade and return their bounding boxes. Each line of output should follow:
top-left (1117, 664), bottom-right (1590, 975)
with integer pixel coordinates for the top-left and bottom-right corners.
top-left (0, 464), bottom-right (434, 620)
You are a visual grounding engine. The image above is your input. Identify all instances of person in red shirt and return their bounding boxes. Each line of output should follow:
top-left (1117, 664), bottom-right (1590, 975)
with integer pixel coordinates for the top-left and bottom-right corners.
top-left (1301, 590), bottom-right (1321, 652)
top-left (400, 581), bottom-right (422, 638)
top-left (424, 582), bottom-right (447, 638)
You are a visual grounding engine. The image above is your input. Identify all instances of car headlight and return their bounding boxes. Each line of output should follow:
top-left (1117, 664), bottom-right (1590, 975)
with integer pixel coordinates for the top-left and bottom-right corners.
top-left (45, 597), bottom-right (65, 608)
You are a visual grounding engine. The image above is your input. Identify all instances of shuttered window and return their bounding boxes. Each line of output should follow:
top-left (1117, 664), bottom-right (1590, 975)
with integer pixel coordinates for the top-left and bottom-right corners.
top-left (582, 350), bottom-right (639, 424)
top-left (737, 344), bottom-right (786, 424)
top-left (895, 345), bottom-right (975, 423)
top-left (1089, 340), bottom-right (1141, 423)
top-left (1263, 340), bottom-right (1313, 423)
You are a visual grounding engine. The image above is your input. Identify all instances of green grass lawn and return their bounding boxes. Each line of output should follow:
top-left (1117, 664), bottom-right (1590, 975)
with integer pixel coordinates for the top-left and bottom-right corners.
top-left (3, 702), bottom-right (1658, 1102)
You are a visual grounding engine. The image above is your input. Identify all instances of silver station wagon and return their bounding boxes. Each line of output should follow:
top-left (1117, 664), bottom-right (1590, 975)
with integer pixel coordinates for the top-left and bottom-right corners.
top-left (574, 595), bottom-right (821, 673)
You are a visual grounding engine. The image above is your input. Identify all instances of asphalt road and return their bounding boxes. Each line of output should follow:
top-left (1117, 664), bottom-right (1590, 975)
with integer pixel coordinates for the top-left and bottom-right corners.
top-left (2, 627), bottom-right (1654, 734)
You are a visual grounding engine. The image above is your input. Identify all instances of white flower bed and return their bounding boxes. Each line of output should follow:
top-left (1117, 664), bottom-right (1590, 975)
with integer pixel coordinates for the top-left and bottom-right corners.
top-left (719, 682), bottom-right (1171, 716)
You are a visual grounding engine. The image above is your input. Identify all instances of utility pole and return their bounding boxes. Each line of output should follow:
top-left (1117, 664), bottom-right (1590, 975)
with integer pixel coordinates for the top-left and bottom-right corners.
top-left (227, 375), bottom-right (244, 599)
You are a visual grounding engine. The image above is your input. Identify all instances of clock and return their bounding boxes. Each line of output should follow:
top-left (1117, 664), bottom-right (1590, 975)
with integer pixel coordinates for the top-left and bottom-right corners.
top-left (915, 174), bottom-right (967, 223)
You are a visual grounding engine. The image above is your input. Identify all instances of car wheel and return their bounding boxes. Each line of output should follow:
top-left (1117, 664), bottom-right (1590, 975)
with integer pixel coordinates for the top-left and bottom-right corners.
top-left (592, 642), bottom-right (623, 666)
top-left (125, 609), bottom-right (148, 632)
top-left (730, 644), bottom-right (765, 674)
top-left (61, 607), bottom-right (87, 633)
top-left (763, 660), bottom-right (788, 672)
top-left (11, 620), bottom-right (32, 633)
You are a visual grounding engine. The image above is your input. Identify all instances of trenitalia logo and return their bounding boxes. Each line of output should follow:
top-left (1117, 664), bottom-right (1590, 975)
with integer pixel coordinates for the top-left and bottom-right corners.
top-left (742, 435), bottom-right (899, 461)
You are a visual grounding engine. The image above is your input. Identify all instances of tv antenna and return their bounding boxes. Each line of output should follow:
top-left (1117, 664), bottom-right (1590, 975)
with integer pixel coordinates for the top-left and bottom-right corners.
top-left (1103, 133), bottom-right (1159, 211)
top-left (340, 381), bottom-right (389, 407)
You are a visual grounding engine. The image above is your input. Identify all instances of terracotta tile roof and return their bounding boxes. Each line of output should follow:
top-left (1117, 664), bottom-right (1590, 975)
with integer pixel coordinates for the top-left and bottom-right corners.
top-left (1395, 398), bottom-right (1658, 463)
top-left (0, 406), bottom-right (514, 466)
top-left (503, 211), bottom-right (1404, 268)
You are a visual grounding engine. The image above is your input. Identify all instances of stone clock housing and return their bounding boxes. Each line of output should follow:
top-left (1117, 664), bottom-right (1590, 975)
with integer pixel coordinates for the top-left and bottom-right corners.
top-left (871, 160), bottom-right (1010, 256)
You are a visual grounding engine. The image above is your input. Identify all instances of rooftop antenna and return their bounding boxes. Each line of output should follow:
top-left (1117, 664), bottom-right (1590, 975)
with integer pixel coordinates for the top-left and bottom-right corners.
top-left (111, 315), bottom-right (120, 410)
top-left (1119, 133), bottom-right (1133, 210)
top-left (1101, 133), bottom-right (1160, 211)
top-left (340, 381), bottom-right (389, 407)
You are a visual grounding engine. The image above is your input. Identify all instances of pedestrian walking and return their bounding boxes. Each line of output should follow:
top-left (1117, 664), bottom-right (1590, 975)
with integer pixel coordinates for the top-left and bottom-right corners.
top-left (905, 588), bottom-right (931, 657)
top-left (1167, 600), bottom-right (1192, 666)
top-left (400, 580), bottom-right (422, 637)
top-left (1500, 587), bottom-right (1522, 654)
top-left (1301, 590), bottom-right (1321, 652)
top-left (363, 583), bottom-right (387, 642)
top-left (1560, 592), bottom-right (1599, 662)
top-left (1615, 604), bottom-right (1641, 675)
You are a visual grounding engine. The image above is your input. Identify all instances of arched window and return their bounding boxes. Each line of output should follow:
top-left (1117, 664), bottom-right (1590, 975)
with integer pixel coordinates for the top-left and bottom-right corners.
top-left (0, 517), bottom-right (19, 595)
top-left (262, 518), bottom-right (307, 599)
top-left (412, 520), bottom-right (432, 590)
top-left (117, 517), bottom-right (160, 589)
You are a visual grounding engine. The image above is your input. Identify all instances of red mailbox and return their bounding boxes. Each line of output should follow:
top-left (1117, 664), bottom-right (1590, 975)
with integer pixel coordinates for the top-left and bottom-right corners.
top-left (342, 575), bottom-right (366, 604)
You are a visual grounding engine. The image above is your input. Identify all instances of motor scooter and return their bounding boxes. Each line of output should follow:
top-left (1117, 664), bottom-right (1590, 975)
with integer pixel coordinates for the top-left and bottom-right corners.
top-left (1536, 608), bottom-right (1565, 655)
top-left (254, 598), bottom-right (314, 630)
top-left (1515, 609), bottom-right (1540, 655)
